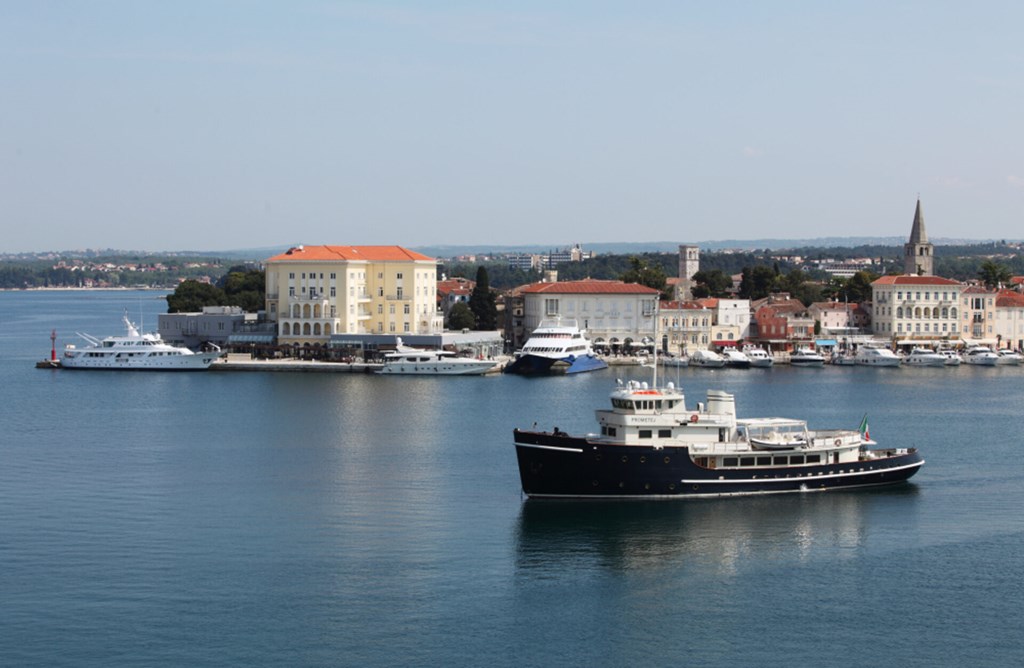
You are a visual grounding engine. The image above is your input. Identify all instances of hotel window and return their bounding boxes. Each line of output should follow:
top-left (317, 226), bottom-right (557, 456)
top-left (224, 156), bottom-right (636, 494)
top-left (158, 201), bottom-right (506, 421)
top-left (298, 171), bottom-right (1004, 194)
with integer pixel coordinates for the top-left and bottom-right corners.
top-left (378, 287), bottom-right (384, 297)
top-left (403, 322), bottom-right (410, 332)
top-left (396, 273), bottom-right (403, 280)
top-left (289, 273), bottom-right (295, 279)
top-left (545, 299), bottom-right (559, 316)
top-left (377, 305), bottom-right (383, 314)
top-left (330, 287), bottom-right (336, 297)
top-left (289, 287), bottom-right (295, 296)
top-left (389, 322), bottom-right (395, 332)
top-left (403, 304), bottom-right (410, 314)
top-left (389, 304), bottom-right (395, 314)
top-left (330, 273), bottom-right (336, 279)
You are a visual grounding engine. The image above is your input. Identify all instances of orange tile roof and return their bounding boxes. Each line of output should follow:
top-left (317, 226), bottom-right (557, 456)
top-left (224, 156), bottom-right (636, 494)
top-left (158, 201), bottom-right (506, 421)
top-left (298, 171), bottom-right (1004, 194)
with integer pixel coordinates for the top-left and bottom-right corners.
top-left (660, 300), bottom-right (709, 310)
top-left (266, 245), bottom-right (434, 263)
top-left (519, 279), bottom-right (661, 295)
top-left (871, 275), bottom-right (961, 286)
top-left (997, 290), bottom-right (1024, 307)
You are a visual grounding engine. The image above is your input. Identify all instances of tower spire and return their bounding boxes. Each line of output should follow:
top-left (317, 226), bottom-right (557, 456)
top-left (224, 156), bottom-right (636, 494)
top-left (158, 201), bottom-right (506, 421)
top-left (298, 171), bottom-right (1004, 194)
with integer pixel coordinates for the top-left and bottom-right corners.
top-left (909, 198), bottom-right (928, 245)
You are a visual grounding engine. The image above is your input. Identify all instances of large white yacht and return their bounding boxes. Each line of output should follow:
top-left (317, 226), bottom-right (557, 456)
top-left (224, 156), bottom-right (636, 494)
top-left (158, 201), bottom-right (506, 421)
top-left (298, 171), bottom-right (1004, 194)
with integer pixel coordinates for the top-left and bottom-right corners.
top-left (722, 349), bottom-right (752, 368)
top-left (62, 315), bottom-right (223, 370)
top-left (855, 346), bottom-right (901, 367)
top-left (503, 318), bottom-right (607, 375)
top-left (376, 339), bottom-right (497, 375)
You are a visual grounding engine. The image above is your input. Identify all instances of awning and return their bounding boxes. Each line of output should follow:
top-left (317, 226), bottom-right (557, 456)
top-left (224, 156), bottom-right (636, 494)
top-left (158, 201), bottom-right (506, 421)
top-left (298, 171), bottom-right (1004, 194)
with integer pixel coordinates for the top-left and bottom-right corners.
top-left (815, 339), bottom-right (838, 346)
top-left (227, 334), bottom-right (276, 344)
top-left (712, 340), bottom-right (739, 347)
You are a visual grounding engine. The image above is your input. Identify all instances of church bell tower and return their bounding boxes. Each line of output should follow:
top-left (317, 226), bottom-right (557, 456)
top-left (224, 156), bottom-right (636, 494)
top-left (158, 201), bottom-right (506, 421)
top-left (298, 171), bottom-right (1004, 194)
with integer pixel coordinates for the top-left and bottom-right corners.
top-left (903, 199), bottom-right (933, 276)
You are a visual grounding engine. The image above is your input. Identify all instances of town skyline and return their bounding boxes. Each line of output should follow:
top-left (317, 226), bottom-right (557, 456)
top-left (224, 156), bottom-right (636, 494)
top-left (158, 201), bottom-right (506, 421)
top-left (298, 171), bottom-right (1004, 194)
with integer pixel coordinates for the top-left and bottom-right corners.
top-left (4, 2), bottom-right (1024, 253)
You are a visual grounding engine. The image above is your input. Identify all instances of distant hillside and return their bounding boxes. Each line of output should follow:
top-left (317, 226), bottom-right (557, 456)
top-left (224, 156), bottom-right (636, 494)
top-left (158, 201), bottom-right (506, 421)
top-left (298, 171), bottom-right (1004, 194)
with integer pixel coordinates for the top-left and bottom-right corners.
top-left (413, 237), bottom-right (1014, 257)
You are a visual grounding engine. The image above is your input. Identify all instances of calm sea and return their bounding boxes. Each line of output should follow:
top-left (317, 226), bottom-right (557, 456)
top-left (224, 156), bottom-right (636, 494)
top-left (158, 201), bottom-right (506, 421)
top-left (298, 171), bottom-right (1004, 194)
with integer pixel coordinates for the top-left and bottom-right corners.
top-left (1, 290), bottom-right (1022, 667)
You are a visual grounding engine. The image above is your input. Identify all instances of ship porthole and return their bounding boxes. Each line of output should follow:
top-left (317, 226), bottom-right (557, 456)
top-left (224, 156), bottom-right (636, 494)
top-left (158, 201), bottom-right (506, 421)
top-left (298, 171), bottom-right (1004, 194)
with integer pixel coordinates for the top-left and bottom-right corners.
top-left (668, 483), bottom-right (676, 490)
top-left (692, 485), bottom-right (699, 491)
top-left (592, 480), bottom-right (599, 486)
top-left (664, 456), bottom-right (671, 464)
top-left (644, 483), bottom-right (651, 490)
top-left (595, 454), bottom-right (602, 462)
top-left (621, 456), bottom-right (628, 463)
top-left (618, 482), bottom-right (625, 489)
top-left (640, 456), bottom-right (646, 464)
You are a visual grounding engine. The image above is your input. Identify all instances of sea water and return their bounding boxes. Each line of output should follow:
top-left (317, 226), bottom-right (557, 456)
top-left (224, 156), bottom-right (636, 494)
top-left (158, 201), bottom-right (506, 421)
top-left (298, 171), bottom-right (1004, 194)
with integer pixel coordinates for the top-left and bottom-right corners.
top-left (1, 290), bottom-right (1022, 667)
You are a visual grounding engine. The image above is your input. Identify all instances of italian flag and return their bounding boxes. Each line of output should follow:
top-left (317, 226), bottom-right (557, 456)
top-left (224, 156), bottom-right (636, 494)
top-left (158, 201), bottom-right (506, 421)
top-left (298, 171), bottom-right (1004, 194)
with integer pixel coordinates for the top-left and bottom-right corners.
top-left (859, 414), bottom-right (871, 441)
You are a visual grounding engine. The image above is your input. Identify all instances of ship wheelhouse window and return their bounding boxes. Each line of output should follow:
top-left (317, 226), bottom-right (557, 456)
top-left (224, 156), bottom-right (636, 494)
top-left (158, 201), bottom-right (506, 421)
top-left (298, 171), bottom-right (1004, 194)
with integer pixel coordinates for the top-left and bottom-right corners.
top-left (756, 456), bottom-right (771, 466)
top-left (773, 456), bottom-right (788, 465)
top-left (723, 457), bottom-right (738, 467)
top-left (607, 427), bottom-right (617, 437)
top-left (638, 430), bottom-right (652, 439)
top-left (658, 429), bottom-right (671, 438)
top-left (806, 454), bottom-right (821, 463)
top-left (740, 457), bottom-right (755, 466)
top-left (790, 455), bottom-right (805, 465)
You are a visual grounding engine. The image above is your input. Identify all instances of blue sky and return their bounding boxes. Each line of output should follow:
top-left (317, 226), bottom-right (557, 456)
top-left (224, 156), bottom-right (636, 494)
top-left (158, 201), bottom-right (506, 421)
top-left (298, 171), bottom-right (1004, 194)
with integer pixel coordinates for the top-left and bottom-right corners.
top-left (2, 1), bottom-right (1023, 252)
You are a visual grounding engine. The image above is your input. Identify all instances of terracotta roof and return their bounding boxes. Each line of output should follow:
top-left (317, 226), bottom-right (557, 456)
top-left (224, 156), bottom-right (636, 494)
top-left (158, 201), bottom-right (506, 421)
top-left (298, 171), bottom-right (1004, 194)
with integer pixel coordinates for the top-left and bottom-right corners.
top-left (1010, 276), bottom-right (1024, 286)
top-left (872, 275), bottom-right (962, 286)
top-left (519, 279), bottom-right (661, 295)
top-left (266, 245), bottom-right (435, 263)
top-left (962, 285), bottom-right (996, 295)
top-left (696, 297), bottom-right (719, 308)
top-left (660, 300), bottom-right (708, 310)
top-left (997, 290), bottom-right (1024, 307)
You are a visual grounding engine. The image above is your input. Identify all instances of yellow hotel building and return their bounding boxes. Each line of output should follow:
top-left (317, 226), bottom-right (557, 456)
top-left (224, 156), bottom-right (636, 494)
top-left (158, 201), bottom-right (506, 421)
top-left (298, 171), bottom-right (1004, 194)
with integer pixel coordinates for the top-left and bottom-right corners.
top-left (265, 245), bottom-right (443, 346)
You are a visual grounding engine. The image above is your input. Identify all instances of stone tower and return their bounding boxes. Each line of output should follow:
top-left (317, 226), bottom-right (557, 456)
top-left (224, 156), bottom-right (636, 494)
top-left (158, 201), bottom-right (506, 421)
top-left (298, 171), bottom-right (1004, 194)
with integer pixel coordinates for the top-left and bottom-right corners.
top-left (677, 244), bottom-right (700, 300)
top-left (903, 199), bottom-right (933, 276)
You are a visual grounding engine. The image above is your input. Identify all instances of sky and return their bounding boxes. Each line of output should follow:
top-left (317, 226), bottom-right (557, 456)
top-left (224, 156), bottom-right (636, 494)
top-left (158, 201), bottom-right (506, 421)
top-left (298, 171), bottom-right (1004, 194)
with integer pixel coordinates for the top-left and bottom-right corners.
top-left (2, 1), bottom-right (1023, 253)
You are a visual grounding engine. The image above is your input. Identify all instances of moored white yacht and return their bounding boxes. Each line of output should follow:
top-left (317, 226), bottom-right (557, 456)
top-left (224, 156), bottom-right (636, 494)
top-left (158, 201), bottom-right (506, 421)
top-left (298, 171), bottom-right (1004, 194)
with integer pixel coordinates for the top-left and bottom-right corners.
top-left (376, 339), bottom-right (497, 375)
top-left (830, 350), bottom-right (857, 366)
top-left (789, 347), bottom-right (825, 367)
top-left (996, 349), bottom-right (1023, 366)
top-left (690, 348), bottom-right (726, 368)
top-left (855, 346), bottom-right (901, 367)
top-left (503, 318), bottom-right (607, 375)
top-left (938, 349), bottom-right (962, 366)
top-left (963, 346), bottom-right (999, 366)
top-left (721, 349), bottom-right (751, 368)
top-left (744, 347), bottom-right (773, 368)
top-left (62, 314), bottom-right (223, 370)
top-left (903, 347), bottom-right (945, 367)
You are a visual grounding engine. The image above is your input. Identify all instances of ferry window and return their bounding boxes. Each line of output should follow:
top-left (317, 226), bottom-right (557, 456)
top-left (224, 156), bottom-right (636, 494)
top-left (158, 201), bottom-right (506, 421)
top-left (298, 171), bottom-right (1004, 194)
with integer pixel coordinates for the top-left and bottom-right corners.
top-left (658, 429), bottom-right (671, 438)
top-left (723, 457), bottom-right (738, 467)
top-left (608, 428), bottom-right (617, 437)
top-left (639, 430), bottom-right (652, 439)
top-left (790, 455), bottom-right (805, 464)
top-left (806, 455), bottom-right (821, 463)
top-left (694, 457), bottom-right (708, 467)
top-left (601, 426), bottom-right (608, 435)
top-left (773, 456), bottom-right (788, 465)
top-left (756, 456), bottom-right (771, 466)
top-left (740, 457), bottom-right (755, 466)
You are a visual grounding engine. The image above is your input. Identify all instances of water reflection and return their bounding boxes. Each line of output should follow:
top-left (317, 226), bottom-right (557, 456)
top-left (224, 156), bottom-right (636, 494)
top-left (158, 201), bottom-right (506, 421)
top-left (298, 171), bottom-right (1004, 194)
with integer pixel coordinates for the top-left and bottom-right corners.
top-left (514, 485), bottom-right (921, 576)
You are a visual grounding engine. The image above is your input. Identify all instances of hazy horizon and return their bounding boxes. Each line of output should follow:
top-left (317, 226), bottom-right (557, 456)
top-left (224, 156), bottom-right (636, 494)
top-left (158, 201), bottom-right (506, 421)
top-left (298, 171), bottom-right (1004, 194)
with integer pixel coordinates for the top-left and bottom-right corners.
top-left (3, 2), bottom-right (1023, 253)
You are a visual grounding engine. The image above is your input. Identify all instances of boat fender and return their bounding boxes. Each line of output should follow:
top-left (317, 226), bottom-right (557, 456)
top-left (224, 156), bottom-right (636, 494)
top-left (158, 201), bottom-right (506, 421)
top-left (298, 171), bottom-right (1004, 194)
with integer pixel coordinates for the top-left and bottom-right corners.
top-left (689, 414), bottom-right (698, 423)
top-left (834, 438), bottom-right (842, 446)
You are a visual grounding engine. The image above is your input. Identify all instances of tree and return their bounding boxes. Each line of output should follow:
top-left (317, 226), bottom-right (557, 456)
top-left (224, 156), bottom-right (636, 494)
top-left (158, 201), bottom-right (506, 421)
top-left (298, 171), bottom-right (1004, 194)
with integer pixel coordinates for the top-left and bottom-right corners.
top-left (621, 256), bottom-right (669, 298)
top-left (448, 302), bottom-right (476, 331)
top-left (468, 266), bottom-right (498, 330)
top-left (978, 260), bottom-right (1011, 289)
top-left (218, 268), bottom-right (266, 312)
top-left (845, 270), bottom-right (878, 303)
top-left (738, 265), bottom-right (778, 300)
top-left (166, 280), bottom-right (226, 313)
top-left (690, 269), bottom-right (732, 299)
